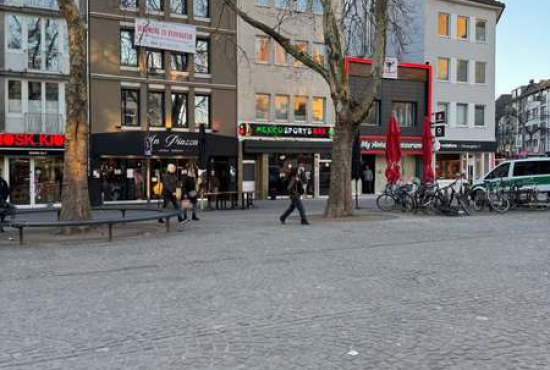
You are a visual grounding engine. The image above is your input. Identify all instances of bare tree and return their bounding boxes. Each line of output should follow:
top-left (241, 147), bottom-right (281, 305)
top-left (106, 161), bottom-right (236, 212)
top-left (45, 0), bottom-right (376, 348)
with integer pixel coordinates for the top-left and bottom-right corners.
top-left (221, 0), bottom-right (392, 217)
top-left (57, 0), bottom-right (92, 223)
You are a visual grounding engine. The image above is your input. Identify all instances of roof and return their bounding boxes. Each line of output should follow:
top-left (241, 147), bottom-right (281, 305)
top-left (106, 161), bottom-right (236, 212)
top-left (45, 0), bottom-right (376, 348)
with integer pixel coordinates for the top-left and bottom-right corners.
top-left (522, 79), bottom-right (550, 96)
top-left (461, 0), bottom-right (506, 21)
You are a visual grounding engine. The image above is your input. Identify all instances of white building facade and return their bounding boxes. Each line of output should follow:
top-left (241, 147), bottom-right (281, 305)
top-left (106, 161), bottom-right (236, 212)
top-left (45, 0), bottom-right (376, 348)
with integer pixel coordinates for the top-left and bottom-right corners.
top-left (396, 0), bottom-right (505, 182)
top-left (0, 0), bottom-right (72, 207)
top-left (237, 0), bottom-right (335, 198)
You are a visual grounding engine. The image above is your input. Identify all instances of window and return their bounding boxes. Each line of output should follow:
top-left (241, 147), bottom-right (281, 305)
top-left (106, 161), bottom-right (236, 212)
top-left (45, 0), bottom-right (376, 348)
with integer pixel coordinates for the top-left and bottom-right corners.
top-left (195, 95), bottom-right (210, 128)
top-left (147, 50), bottom-right (164, 72)
top-left (7, 15), bottom-right (22, 50)
top-left (255, 0), bottom-right (270, 6)
top-left (194, 39), bottom-right (209, 73)
top-left (8, 80), bottom-right (22, 113)
top-left (44, 19), bottom-right (60, 71)
top-left (475, 19), bottom-right (487, 42)
top-left (362, 101), bottom-right (380, 126)
top-left (312, 43), bottom-right (325, 65)
top-left (147, 0), bottom-right (164, 11)
top-left (475, 105), bottom-right (485, 127)
top-left (171, 92), bottom-right (188, 128)
top-left (456, 103), bottom-right (468, 126)
top-left (274, 95), bottom-right (290, 121)
top-left (255, 36), bottom-right (270, 63)
top-left (513, 162), bottom-right (541, 177)
top-left (486, 163), bottom-right (509, 179)
top-left (171, 53), bottom-right (187, 72)
top-left (120, 30), bottom-right (138, 67)
top-left (457, 60), bottom-right (468, 83)
top-left (457, 16), bottom-right (469, 40)
top-left (437, 102), bottom-right (449, 125)
top-left (437, 57), bottom-right (449, 81)
top-left (121, 89), bottom-right (140, 127)
top-left (121, 0), bottom-right (138, 8)
top-left (475, 61), bottom-right (486, 84)
top-left (194, 0), bottom-right (209, 18)
top-left (275, 0), bottom-right (289, 9)
top-left (293, 41), bottom-right (308, 67)
top-left (255, 94), bottom-right (270, 120)
top-left (438, 13), bottom-right (450, 36)
top-left (312, 0), bottom-right (323, 14)
top-left (293, 96), bottom-right (308, 121)
top-left (274, 42), bottom-right (288, 65)
top-left (28, 81), bottom-right (42, 113)
top-left (312, 97), bottom-right (325, 122)
top-left (392, 102), bottom-right (416, 127)
top-left (296, 0), bottom-right (307, 12)
top-left (45, 83), bottom-right (59, 114)
top-left (28, 17), bottom-right (42, 70)
top-left (148, 91), bottom-right (165, 128)
top-left (170, 0), bottom-right (187, 14)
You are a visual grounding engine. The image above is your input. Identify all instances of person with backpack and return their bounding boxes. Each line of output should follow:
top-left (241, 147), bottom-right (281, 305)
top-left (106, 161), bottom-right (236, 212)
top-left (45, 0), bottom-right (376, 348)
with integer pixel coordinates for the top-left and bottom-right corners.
top-left (279, 167), bottom-right (309, 225)
top-left (158, 164), bottom-right (184, 224)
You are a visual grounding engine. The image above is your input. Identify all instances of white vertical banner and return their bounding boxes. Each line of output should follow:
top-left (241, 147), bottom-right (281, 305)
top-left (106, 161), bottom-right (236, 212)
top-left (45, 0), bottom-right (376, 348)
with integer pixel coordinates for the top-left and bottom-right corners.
top-left (135, 18), bottom-right (196, 54)
top-left (383, 57), bottom-right (398, 79)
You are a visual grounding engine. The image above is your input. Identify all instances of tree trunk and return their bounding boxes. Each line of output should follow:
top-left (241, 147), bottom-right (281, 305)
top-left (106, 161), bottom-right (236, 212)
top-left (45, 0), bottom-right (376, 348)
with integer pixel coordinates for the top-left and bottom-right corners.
top-left (58, 0), bottom-right (91, 222)
top-left (325, 110), bottom-right (355, 217)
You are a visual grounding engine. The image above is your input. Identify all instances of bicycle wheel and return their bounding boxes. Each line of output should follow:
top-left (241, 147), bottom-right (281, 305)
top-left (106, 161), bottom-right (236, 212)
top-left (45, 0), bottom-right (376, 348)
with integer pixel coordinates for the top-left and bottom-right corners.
top-left (489, 194), bottom-right (510, 213)
top-left (400, 193), bottom-right (415, 212)
top-left (376, 194), bottom-right (396, 211)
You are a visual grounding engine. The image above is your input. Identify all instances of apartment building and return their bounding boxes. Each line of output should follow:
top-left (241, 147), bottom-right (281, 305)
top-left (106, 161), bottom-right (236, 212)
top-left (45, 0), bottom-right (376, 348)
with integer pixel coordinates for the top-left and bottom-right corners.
top-left (88, 0), bottom-right (238, 204)
top-left (387, 0), bottom-right (505, 182)
top-left (0, 0), bottom-right (72, 207)
top-left (497, 79), bottom-right (550, 158)
top-left (237, 0), bottom-right (334, 199)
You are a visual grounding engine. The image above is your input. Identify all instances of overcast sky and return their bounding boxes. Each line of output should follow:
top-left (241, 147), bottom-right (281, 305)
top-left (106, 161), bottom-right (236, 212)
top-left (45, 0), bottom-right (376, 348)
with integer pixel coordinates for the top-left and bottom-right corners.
top-left (495, 0), bottom-right (550, 96)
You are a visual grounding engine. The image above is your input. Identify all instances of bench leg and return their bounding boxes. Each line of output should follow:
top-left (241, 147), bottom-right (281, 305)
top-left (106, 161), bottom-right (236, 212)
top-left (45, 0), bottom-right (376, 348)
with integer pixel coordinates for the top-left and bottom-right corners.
top-left (19, 227), bottom-right (23, 245)
top-left (165, 217), bottom-right (171, 232)
top-left (108, 223), bottom-right (113, 242)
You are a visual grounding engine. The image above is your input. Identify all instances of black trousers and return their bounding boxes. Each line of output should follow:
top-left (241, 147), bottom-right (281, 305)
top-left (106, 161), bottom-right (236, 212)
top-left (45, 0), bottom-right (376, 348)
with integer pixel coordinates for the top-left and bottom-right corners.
top-left (162, 193), bottom-right (183, 222)
top-left (281, 196), bottom-right (308, 223)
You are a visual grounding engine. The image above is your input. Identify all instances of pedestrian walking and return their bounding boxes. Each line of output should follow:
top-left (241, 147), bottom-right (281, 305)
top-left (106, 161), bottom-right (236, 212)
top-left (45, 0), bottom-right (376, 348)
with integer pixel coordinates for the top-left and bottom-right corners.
top-left (279, 168), bottom-right (309, 225)
top-left (158, 163), bottom-right (184, 224)
top-left (181, 166), bottom-right (199, 221)
top-left (0, 173), bottom-right (14, 232)
top-left (364, 165), bottom-right (374, 194)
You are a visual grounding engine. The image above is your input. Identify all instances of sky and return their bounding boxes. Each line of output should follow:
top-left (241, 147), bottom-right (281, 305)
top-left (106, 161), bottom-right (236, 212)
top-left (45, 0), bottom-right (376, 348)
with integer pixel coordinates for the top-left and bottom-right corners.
top-left (496, 0), bottom-right (550, 96)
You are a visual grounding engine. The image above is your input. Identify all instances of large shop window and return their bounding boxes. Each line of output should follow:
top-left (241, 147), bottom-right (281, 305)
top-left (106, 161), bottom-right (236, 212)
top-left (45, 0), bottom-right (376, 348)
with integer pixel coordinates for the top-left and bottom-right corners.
top-left (255, 94), bottom-right (270, 120)
top-left (148, 91), bottom-right (165, 128)
top-left (195, 95), bottom-right (211, 128)
top-left (194, 0), bottom-right (209, 17)
top-left (293, 96), bottom-right (307, 121)
top-left (121, 30), bottom-right (138, 67)
top-left (269, 154), bottom-right (314, 197)
top-left (101, 159), bottom-right (146, 202)
top-left (34, 156), bottom-right (64, 205)
top-left (274, 95), bottom-right (290, 121)
top-left (170, 0), bottom-right (187, 15)
top-left (121, 89), bottom-right (140, 127)
top-left (437, 154), bottom-right (461, 179)
top-left (392, 101), bottom-right (416, 127)
top-left (194, 39), bottom-right (210, 73)
top-left (171, 92), bottom-right (188, 128)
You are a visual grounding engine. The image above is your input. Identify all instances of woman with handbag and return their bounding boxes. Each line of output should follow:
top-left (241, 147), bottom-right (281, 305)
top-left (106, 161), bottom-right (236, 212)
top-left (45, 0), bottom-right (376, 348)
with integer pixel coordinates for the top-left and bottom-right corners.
top-left (181, 166), bottom-right (199, 221)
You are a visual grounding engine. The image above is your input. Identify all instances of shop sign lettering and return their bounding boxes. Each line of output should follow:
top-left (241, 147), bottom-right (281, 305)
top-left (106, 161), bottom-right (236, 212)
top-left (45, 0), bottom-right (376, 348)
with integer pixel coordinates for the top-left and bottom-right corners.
top-left (145, 133), bottom-right (199, 155)
top-left (0, 133), bottom-right (65, 149)
top-left (239, 123), bottom-right (333, 139)
top-left (361, 137), bottom-right (422, 153)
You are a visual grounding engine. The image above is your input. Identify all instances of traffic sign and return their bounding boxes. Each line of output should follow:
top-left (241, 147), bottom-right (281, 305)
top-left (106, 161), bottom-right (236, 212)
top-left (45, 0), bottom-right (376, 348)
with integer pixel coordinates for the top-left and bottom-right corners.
top-left (435, 125), bottom-right (445, 138)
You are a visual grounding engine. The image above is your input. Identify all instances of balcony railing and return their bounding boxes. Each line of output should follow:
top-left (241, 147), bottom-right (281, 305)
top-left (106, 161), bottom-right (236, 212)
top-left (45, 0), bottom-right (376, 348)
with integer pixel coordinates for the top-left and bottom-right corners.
top-left (0, 0), bottom-right (59, 9)
top-left (25, 113), bottom-right (64, 134)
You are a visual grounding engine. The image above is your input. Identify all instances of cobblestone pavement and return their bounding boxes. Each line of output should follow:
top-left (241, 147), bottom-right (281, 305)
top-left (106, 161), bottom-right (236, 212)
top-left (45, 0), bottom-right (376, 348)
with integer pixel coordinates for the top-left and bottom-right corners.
top-left (1, 199), bottom-right (550, 369)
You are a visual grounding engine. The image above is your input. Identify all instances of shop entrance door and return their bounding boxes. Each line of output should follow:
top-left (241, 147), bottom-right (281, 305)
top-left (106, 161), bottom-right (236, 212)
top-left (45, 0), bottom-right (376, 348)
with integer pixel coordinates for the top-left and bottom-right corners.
top-left (9, 157), bottom-right (31, 206)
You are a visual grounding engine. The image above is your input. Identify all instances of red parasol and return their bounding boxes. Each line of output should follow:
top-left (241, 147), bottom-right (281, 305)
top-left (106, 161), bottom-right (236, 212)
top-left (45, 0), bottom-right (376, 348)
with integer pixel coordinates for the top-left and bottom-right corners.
top-left (385, 116), bottom-right (402, 184)
top-left (422, 116), bottom-right (435, 183)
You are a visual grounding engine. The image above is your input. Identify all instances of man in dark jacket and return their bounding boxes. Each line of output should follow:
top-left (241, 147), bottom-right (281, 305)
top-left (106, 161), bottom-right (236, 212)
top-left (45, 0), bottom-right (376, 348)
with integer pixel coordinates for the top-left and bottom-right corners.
top-left (0, 175), bottom-right (14, 232)
top-left (181, 167), bottom-right (199, 221)
top-left (159, 164), bottom-right (184, 223)
top-left (279, 168), bottom-right (309, 225)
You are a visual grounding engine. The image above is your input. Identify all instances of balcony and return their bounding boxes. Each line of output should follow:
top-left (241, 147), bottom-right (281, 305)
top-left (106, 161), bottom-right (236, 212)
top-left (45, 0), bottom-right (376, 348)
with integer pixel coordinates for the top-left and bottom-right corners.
top-left (0, 0), bottom-right (59, 10)
top-left (5, 113), bottom-right (65, 134)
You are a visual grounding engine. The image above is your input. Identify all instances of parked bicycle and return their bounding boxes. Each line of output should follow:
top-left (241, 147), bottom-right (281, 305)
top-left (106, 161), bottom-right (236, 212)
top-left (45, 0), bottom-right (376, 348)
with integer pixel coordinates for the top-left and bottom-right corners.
top-left (376, 183), bottom-right (415, 212)
top-left (472, 180), bottom-right (510, 213)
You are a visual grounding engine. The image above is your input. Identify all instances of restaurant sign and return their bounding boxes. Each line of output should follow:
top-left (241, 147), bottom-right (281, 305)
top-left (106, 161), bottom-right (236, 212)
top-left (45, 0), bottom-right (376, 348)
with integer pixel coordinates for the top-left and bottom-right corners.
top-left (238, 123), bottom-right (333, 140)
top-left (135, 18), bottom-right (196, 53)
top-left (144, 132), bottom-right (199, 155)
top-left (361, 135), bottom-right (423, 154)
top-left (0, 133), bottom-right (65, 150)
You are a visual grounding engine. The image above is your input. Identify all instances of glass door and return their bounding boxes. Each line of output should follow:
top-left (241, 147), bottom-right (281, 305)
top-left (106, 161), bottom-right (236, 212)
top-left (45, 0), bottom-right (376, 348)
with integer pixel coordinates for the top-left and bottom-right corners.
top-left (9, 157), bottom-right (31, 205)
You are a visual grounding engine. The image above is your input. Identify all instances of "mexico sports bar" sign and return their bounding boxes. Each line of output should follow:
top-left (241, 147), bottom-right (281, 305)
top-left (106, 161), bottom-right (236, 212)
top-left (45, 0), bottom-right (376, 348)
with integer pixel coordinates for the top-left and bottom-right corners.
top-left (239, 123), bottom-right (333, 140)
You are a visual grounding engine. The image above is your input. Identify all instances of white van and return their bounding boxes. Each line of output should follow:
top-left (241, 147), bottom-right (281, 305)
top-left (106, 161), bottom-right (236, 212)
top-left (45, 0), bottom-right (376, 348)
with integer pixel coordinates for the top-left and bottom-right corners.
top-left (471, 157), bottom-right (550, 196)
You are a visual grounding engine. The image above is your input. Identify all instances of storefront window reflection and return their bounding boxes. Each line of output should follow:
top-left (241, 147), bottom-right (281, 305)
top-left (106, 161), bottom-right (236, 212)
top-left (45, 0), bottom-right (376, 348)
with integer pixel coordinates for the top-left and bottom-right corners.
top-left (268, 154), bottom-right (313, 197)
top-left (100, 159), bottom-right (146, 201)
top-left (34, 156), bottom-right (63, 205)
top-left (436, 154), bottom-right (461, 179)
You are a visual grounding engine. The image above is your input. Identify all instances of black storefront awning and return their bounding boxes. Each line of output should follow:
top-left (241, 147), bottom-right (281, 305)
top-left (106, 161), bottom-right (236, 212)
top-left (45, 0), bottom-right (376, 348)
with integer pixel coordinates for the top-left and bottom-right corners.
top-left (243, 140), bottom-right (332, 154)
top-left (92, 131), bottom-right (238, 158)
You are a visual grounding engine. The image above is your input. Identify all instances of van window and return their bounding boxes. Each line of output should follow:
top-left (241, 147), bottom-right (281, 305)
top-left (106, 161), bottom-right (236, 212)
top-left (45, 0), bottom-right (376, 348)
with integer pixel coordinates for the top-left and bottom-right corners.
top-left (486, 163), bottom-right (510, 179)
top-left (539, 161), bottom-right (550, 174)
top-left (513, 161), bottom-right (541, 177)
